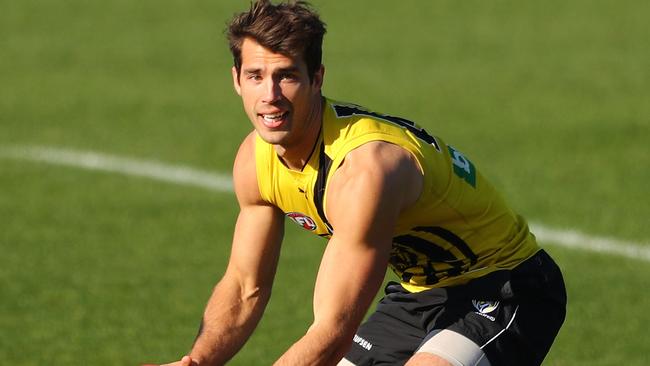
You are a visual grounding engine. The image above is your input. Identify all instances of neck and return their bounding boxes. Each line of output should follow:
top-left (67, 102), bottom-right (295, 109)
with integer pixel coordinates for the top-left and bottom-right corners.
top-left (275, 97), bottom-right (324, 170)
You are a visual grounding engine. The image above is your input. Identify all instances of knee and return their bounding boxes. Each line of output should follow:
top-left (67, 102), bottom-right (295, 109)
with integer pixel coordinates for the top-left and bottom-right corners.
top-left (405, 352), bottom-right (453, 366)
top-left (336, 358), bottom-right (357, 366)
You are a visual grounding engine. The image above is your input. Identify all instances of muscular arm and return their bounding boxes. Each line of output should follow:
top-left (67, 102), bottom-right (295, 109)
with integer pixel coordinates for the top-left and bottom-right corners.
top-left (274, 142), bottom-right (423, 365)
top-left (188, 132), bottom-right (285, 365)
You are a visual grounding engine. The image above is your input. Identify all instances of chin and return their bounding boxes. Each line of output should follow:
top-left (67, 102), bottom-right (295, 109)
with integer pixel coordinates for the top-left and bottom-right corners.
top-left (257, 130), bottom-right (291, 145)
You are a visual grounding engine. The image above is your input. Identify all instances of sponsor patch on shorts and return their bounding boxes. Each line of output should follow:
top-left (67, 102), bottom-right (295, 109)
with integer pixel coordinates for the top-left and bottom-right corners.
top-left (472, 300), bottom-right (499, 321)
top-left (353, 334), bottom-right (373, 351)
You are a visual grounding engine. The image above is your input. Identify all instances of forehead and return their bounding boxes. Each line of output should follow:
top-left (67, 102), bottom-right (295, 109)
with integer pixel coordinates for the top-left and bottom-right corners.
top-left (240, 38), bottom-right (306, 70)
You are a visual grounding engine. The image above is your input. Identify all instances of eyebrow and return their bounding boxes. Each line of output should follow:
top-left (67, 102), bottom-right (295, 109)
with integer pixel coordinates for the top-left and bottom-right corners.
top-left (275, 66), bottom-right (300, 74)
top-left (242, 66), bottom-right (301, 75)
top-left (243, 67), bottom-right (262, 75)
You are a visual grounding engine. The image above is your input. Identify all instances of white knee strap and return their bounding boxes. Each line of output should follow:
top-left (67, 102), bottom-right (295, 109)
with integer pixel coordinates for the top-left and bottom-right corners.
top-left (416, 329), bottom-right (491, 366)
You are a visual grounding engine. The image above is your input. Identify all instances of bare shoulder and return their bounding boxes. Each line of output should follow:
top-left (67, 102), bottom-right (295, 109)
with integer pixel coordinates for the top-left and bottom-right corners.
top-left (343, 141), bottom-right (421, 174)
top-left (326, 141), bottom-right (423, 224)
top-left (233, 131), bottom-right (263, 205)
top-left (335, 141), bottom-right (423, 191)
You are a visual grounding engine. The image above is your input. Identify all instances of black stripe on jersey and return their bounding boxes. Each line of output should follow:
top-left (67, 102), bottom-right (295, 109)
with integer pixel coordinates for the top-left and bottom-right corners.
top-left (392, 234), bottom-right (470, 284)
top-left (392, 227), bottom-right (479, 284)
top-left (313, 142), bottom-right (333, 235)
top-left (332, 103), bottom-right (441, 152)
top-left (412, 226), bottom-right (478, 265)
top-left (393, 234), bottom-right (458, 262)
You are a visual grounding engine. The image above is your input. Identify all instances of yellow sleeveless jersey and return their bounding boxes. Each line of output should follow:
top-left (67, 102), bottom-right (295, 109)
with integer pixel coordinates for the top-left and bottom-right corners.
top-left (255, 98), bottom-right (539, 292)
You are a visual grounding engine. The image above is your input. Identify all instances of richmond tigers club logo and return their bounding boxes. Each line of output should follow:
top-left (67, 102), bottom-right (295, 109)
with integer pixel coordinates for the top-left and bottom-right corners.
top-left (286, 212), bottom-right (317, 231)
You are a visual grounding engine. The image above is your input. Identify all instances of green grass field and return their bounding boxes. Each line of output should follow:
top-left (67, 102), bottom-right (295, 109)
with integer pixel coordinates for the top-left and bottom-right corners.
top-left (1, 1), bottom-right (649, 365)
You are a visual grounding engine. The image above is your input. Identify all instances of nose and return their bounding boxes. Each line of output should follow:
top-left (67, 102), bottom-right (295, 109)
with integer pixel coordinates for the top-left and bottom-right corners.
top-left (262, 78), bottom-right (282, 103)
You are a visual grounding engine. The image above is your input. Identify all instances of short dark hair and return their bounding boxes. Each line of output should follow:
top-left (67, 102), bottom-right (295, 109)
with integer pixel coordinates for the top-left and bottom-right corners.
top-left (227, 0), bottom-right (326, 81)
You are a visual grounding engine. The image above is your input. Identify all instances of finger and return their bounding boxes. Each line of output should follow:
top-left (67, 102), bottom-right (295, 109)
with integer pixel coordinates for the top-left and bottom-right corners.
top-left (181, 356), bottom-right (193, 366)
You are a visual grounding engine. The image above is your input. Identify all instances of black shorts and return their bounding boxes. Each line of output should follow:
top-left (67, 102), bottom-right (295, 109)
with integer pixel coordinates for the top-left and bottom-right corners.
top-left (345, 250), bottom-right (567, 366)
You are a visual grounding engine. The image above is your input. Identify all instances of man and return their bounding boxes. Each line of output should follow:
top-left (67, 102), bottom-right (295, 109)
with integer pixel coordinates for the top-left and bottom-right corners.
top-left (160, 1), bottom-right (566, 365)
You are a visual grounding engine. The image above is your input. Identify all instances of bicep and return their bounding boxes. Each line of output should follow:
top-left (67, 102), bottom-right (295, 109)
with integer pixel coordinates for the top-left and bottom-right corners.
top-left (326, 141), bottom-right (421, 243)
top-left (226, 203), bottom-right (284, 290)
top-left (225, 131), bottom-right (285, 290)
top-left (312, 143), bottom-right (420, 330)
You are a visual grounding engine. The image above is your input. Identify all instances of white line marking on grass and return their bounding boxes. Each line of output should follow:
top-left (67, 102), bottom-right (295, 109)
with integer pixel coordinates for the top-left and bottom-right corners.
top-left (530, 223), bottom-right (650, 262)
top-left (2, 145), bottom-right (648, 262)
top-left (0, 145), bottom-right (233, 192)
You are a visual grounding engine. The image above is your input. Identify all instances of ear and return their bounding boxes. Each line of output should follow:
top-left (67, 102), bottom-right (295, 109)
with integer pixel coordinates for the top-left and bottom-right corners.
top-left (311, 64), bottom-right (325, 91)
top-left (232, 66), bottom-right (242, 96)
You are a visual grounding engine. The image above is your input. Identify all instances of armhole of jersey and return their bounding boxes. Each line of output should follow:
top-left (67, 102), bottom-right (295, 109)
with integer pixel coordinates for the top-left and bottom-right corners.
top-left (323, 132), bottom-right (429, 212)
top-left (254, 133), bottom-right (274, 204)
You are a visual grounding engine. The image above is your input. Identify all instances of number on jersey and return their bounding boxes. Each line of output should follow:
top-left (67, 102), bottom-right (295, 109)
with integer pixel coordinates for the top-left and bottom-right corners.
top-left (447, 146), bottom-right (476, 188)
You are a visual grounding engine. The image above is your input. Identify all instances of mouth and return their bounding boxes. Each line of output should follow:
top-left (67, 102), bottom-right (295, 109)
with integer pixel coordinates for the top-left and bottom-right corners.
top-left (259, 111), bottom-right (289, 128)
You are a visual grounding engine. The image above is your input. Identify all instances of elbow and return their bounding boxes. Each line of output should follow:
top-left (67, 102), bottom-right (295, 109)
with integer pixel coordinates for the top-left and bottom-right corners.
top-left (332, 331), bottom-right (356, 364)
top-left (241, 284), bottom-right (272, 305)
top-left (308, 321), bottom-right (358, 361)
top-left (223, 268), bottom-right (273, 305)
top-left (213, 273), bottom-right (273, 311)
top-left (337, 327), bottom-right (358, 355)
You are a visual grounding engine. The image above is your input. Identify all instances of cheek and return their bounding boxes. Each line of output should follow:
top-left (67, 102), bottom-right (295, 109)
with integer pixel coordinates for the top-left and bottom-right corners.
top-left (281, 82), bottom-right (307, 99)
top-left (240, 91), bottom-right (257, 112)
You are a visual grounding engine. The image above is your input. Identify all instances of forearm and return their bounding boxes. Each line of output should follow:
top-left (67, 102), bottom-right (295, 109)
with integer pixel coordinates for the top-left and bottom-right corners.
top-left (274, 323), bottom-right (354, 366)
top-left (190, 279), bottom-right (270, 366)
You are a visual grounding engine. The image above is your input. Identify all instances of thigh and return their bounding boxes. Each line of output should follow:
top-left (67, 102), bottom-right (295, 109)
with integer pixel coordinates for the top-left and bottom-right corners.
top-left (442, 251), bottom-right (567, 366)
top-left (344, 251), bottom-right (567, 366)
top-left (482, 251), bottom-right (567, 365)
top-left (343, 283), bottom-right (442, 366)
top-left (450, 294), bottom-right (565, 366)
top-left (343, 305), bottom-right (425, 365)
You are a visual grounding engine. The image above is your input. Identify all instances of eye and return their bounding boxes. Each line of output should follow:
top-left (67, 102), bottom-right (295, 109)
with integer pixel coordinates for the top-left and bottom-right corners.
top-left (245, 73), bottom-right (262, 81)
top-left (279, 72), bottom-right (297, 81)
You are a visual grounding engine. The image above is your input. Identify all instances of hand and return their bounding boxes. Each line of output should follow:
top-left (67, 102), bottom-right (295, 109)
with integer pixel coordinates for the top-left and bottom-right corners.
top-left (148, 355), bottom-right (198, 366)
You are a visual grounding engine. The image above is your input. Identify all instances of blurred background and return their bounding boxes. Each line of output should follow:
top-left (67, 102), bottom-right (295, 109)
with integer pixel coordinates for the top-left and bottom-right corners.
top-left (1, 1), bottom-right (648, 364)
